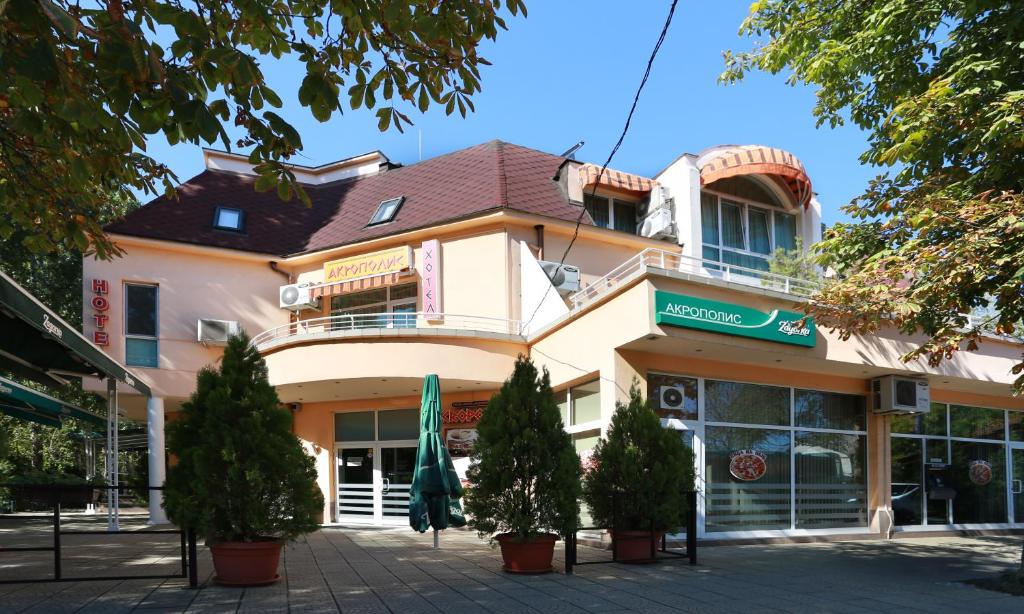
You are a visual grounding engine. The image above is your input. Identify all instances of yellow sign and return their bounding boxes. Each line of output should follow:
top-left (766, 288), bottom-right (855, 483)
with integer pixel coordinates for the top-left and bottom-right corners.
top-left (323, 246), bottom-right (412, 284)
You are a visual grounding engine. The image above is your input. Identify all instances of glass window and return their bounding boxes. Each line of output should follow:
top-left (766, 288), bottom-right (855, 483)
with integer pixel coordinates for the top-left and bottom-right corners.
top-left (705, 380), bottom-right (789, 426)
top-left (794, 390), bottom-right (866, 431)
top-left (721, 249), bottom-right (770, 272)
top-left (950, 405), bottom-right (1005, 440)
top-left (378, 408), bottom-right (419, 440)
top-left (647, 373), bottom-right (697, 421)
top-left (705, 425), bottom-right (792, 532)
top-left (892, 403), bottom-right (948, 436)
top-left (125, 338), bottom-right (158, 368)
top-left (369, 197), bottom-right (404, 225)
top-left (1009, 411), bottom-right (1024, 442)
top-left (390, 282), bottom-right (417, 301)
top-left (700, 192), bottom-right (719, 245)
top-left (795, 431), bottom-right (867, 528)
top-left (613, 200), bottom-right (637, 234)
top-left (891, 437), bottom-right (924, 526)
top-left (774, 212), bottom-right (797, 252)
top-left (570, 380), bottom-right (601, 425)
top-left (748, 208), bottom-right (771, 255)
top-left (214, 207), bottom-right (244, 231)
top-left (950, 440), bottom-right (1007, 523)
top-left (720, 201), bottom-right (745, 249)
top-left (557, 393), bottom-right (569, 426)
top-left (701, 246), bottom-right (721, 264)
top-left (125, 284), bottom-right (158, 337)
top-left (331, 288), bottom-right (387, 311)
top-left (335, 411), bottom-right (375, 441)
top-left (584, 194), bottom-right (609, 228)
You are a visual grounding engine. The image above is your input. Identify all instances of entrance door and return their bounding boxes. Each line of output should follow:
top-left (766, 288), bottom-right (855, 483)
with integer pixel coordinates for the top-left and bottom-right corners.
top-left (380, 446), bottom-right (416, 524)
top-left (1012, 447), bottom-right (1024, 523)
top-left (336, 444), bottom-right (417, 524)
top-left (337, 447), bottom-right (375, 522)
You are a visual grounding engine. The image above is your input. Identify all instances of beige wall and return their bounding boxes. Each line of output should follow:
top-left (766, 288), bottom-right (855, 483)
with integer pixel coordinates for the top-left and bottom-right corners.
top-left (83, 238), bottom-right (288, 410)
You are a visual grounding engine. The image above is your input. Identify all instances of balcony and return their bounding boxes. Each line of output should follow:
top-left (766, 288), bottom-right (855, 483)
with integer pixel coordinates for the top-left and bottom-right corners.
top-left (568, 248), bottom-right (822, 312)
top-left (251, 312), bottom-right (524, 352)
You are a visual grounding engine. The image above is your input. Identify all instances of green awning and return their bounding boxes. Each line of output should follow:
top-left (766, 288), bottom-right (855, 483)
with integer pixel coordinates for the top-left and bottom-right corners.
top-left (0, 270), bottom-right (150, 396)
top-left (0, 375), bottom-right (106, 427)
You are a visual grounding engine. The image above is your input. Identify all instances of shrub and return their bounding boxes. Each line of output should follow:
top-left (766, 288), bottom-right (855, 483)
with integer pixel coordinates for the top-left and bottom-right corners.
top-left (464, 356), bottom-right (581, 542)
top-left (582, 383), bottom-right (694, 531)
top-left (164, 333), bottom-right (323, 542)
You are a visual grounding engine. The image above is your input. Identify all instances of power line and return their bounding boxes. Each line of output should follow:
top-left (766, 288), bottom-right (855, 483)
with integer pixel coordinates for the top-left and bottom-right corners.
top-left (522, 0), bottom-right (680, 333)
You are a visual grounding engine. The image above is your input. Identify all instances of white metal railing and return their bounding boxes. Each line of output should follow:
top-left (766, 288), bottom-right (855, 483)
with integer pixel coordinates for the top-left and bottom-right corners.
top-left (568, 248), bottom-right (822, 311)
top-left (250, 312), bottom-right (523, 349)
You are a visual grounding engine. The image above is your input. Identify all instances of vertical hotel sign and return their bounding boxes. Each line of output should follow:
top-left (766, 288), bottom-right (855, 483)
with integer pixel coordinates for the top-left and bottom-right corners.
top-left (420, 239), bottom-right (441, 320)
top-left (654, 290), bottom-right (815, 347)
top-left (323, 246), bottom-right (411, 284)
top-left (91, 279), bottom-right (110, 346)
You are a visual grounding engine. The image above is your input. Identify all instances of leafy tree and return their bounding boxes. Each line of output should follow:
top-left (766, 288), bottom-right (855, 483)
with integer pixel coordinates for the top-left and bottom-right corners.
top-left (765, 237), bottom-right (822, 288)
top-left (164, 333), bottom-right (323, 541)
top-left (464, 355), bottom-right (581, 542)
top-left (1, 0), bottom-right (526, 259)
top-left (582, 384), bottom-right (693, 532)
top-left (723, 1), bottom-right (1024, 390)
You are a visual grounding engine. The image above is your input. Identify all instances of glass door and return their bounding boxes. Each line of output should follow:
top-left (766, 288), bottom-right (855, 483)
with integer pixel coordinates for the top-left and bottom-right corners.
top-left (337, 447), bottom-right (375, 522)
top-left (380, 446), bottom-right (417, 524)
top-left (1012, 446), bottom-right (1024, 523)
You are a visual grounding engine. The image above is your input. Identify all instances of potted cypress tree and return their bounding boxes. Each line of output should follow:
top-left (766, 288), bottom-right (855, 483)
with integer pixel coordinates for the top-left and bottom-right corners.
top-left (582, 383), bottom-right (694, 562)
top-left (464, 356), bottom-right (580, 573)
top-left (164, 333), bottom-right (323, 586)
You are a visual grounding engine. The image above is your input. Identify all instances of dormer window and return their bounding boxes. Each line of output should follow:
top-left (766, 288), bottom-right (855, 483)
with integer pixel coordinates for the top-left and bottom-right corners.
top-left (368, 197), bottom-right (405, 226)
top-left (214, 207), bottom-right (244, 232)
top-left (583, 194), bottom-right (637, 234)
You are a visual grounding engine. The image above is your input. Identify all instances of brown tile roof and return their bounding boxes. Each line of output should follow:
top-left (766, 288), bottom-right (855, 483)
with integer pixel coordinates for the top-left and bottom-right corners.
top-left (106, 140), bottom-right (588, 257)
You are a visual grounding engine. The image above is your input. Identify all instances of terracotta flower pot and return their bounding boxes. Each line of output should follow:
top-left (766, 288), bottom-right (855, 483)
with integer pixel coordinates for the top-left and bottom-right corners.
top-left (612, 529), bottom-right (663, 563)
top-left (210, 541), bottom-right (282, 586)
top-left (495, 533), bottom-right (557, 574)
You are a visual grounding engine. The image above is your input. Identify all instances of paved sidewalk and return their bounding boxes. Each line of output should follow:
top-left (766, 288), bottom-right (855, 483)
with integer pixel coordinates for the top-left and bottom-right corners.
top-left (1, 518), bottom-right (1022, 613)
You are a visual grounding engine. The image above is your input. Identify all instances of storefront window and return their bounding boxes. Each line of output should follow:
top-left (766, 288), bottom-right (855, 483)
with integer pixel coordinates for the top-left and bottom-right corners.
top-left (1009, 411), bottom-right (1024, 442)
top-left (950, 405), bottom-right (1005, 440)
top-left (335, 411), bottom-right (375, 441)
top-left (950, 440), bottom-right (1007, 523)
top-left (647, 373), bottom-right (697, 421)
top-left (794, 390), bottom-right (866, 431)
top-left (705, 380), bottom-right (789, 426)
top-left (330, 283), bottom-right (417, 329)
top-left (378, 408), bottom-right (419, 440)
top-left (891, 403), bottom-right (947, 435)
top-left (891, 437), bottom-right (923, 526)
top-left (570, 380), bottom-right (601, 425)
top-left (795, 431), bottom-right (867, 528)
top-left (705, 425), bottom-right (791, 532)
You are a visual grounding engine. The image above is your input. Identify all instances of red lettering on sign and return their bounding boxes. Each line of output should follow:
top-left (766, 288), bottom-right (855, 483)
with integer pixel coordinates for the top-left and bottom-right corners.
top-left (93, 331), bottom-right (109, 346)
top-left (91, 296), bottom-right (109, 311)
top-left (92, 279), bottom-right (109, 294)
top-left (93, 314), bottom-right (109, 328)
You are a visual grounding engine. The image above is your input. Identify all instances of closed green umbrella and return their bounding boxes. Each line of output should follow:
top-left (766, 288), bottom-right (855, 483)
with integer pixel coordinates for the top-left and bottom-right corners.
top-left (409, 374), bottom-right (465, 545)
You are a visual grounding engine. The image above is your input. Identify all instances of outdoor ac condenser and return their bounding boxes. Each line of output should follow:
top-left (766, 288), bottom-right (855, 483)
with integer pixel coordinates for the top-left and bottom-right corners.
top-left (538, 261), bottom-right (582, 296)
top-left (279, 283), bottom-right (319, 311)
top-left (197, 319), bottom-right (241, 346)
top-left (871, 375), bottom-right (930, 414)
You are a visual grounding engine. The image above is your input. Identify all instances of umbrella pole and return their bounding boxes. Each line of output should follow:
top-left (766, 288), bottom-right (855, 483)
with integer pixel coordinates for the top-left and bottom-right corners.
top-left (433, 529), bottom-right (439, 549)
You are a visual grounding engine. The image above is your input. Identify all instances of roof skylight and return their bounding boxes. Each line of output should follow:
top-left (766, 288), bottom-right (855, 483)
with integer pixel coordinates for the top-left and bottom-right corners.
top-left (368, 197), bottom-right (405, 226)
top-left (213, 206), bottom-right (244, 232)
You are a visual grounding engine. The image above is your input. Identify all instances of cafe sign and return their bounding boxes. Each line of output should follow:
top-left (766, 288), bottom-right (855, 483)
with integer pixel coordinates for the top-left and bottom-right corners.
top-left (323, 246), bottom-right (411, 284)
top-left (654, 291), bottom-right (815, 347)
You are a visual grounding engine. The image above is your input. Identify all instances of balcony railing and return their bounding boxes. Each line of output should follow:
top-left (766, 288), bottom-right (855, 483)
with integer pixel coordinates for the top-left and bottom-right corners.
top-left (568, 248), bottom-right (822, 311)
top-left (251, 312), bottom-right (523, 350)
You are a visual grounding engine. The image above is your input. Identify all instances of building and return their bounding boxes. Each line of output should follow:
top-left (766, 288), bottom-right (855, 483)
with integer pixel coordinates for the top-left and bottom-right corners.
top-left (84, 140), bottom-right (1024, 539)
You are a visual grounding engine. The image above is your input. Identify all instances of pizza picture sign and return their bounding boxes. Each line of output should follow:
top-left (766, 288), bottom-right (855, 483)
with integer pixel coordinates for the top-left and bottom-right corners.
top-left (729, 449), bottom-right (768, 482)
top-left (968, 460), bottom-right (993, 486)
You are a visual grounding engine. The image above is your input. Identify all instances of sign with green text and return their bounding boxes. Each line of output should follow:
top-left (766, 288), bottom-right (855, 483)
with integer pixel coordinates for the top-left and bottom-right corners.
top-left (654, 291), bottom-right (815, 347)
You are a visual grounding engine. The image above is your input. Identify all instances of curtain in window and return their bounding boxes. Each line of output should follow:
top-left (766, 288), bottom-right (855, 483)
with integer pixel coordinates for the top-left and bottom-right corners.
top-left (748, 208), bottom-right (771, 254)
top-left (701, 192), bottom-right (719, 246)
top-left (613, 200), bottom-right (637, 234)
top-left (721, 201), bottom-right (745, 249)
top-left (795, 431), bottom-right (867, 528)
top-left (584, 194), bottom-right (609, 228)
top-left (774, 212), bottom-right (797, 251)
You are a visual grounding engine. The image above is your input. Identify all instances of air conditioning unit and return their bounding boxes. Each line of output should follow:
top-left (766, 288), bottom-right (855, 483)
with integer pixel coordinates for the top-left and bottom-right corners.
top-left (279, 283), bottom-right (319, 311)
top-left (640, 208), bottom-right (675, 240)
top-left (197, 319), bottom-right (241, 346)
top-left (872, 375), bottom-right (930, 414)
top-left (659, 385), bottom-right (688, 411)
top-left (538, 261), bottom-right (581, 295)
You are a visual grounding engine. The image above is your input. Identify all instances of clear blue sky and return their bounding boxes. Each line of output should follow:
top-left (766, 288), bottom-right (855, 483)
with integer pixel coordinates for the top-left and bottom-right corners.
top-left (144, 1), bottom-right (878, 226)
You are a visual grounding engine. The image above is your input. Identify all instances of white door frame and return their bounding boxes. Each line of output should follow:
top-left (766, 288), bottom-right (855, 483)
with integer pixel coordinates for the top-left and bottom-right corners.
top-left (335, 440), bottom-right (418, 525)
top-left (1009, 442), bottom-right (1024, 525)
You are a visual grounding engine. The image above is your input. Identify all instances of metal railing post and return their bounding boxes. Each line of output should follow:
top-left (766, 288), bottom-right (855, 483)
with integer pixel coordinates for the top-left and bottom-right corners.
top-left (687, 490), bottom-right (697, 565)
top-left (53, 496), bottom-right (61, 581)
top-left (180, 527), bottom-right (187, 578)
top-left (187, 528), bottom-right (198, 588)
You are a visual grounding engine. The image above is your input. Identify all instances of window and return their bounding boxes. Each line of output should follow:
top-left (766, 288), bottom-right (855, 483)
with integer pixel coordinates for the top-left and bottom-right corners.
top-left (700, 191), bottom-right (797, 271)
top-left (329, 282), bottom-right (417, 329)
top-left (583, 194), bottom-right (637, 234)
top-left (705, 380), bottom-right (789, 426)
top-left (124, 283), bottom-right (158, 368)
top-left (213, 207), bottom-right (244, 231)
top-left (647, 372), bottom-right (698, 422)
top-left (335, 408), bottom-right (419, 442)
top-left (558, 380), bottom-right (601, 426)
top-left (368, 197), bottom-right (405, 225)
